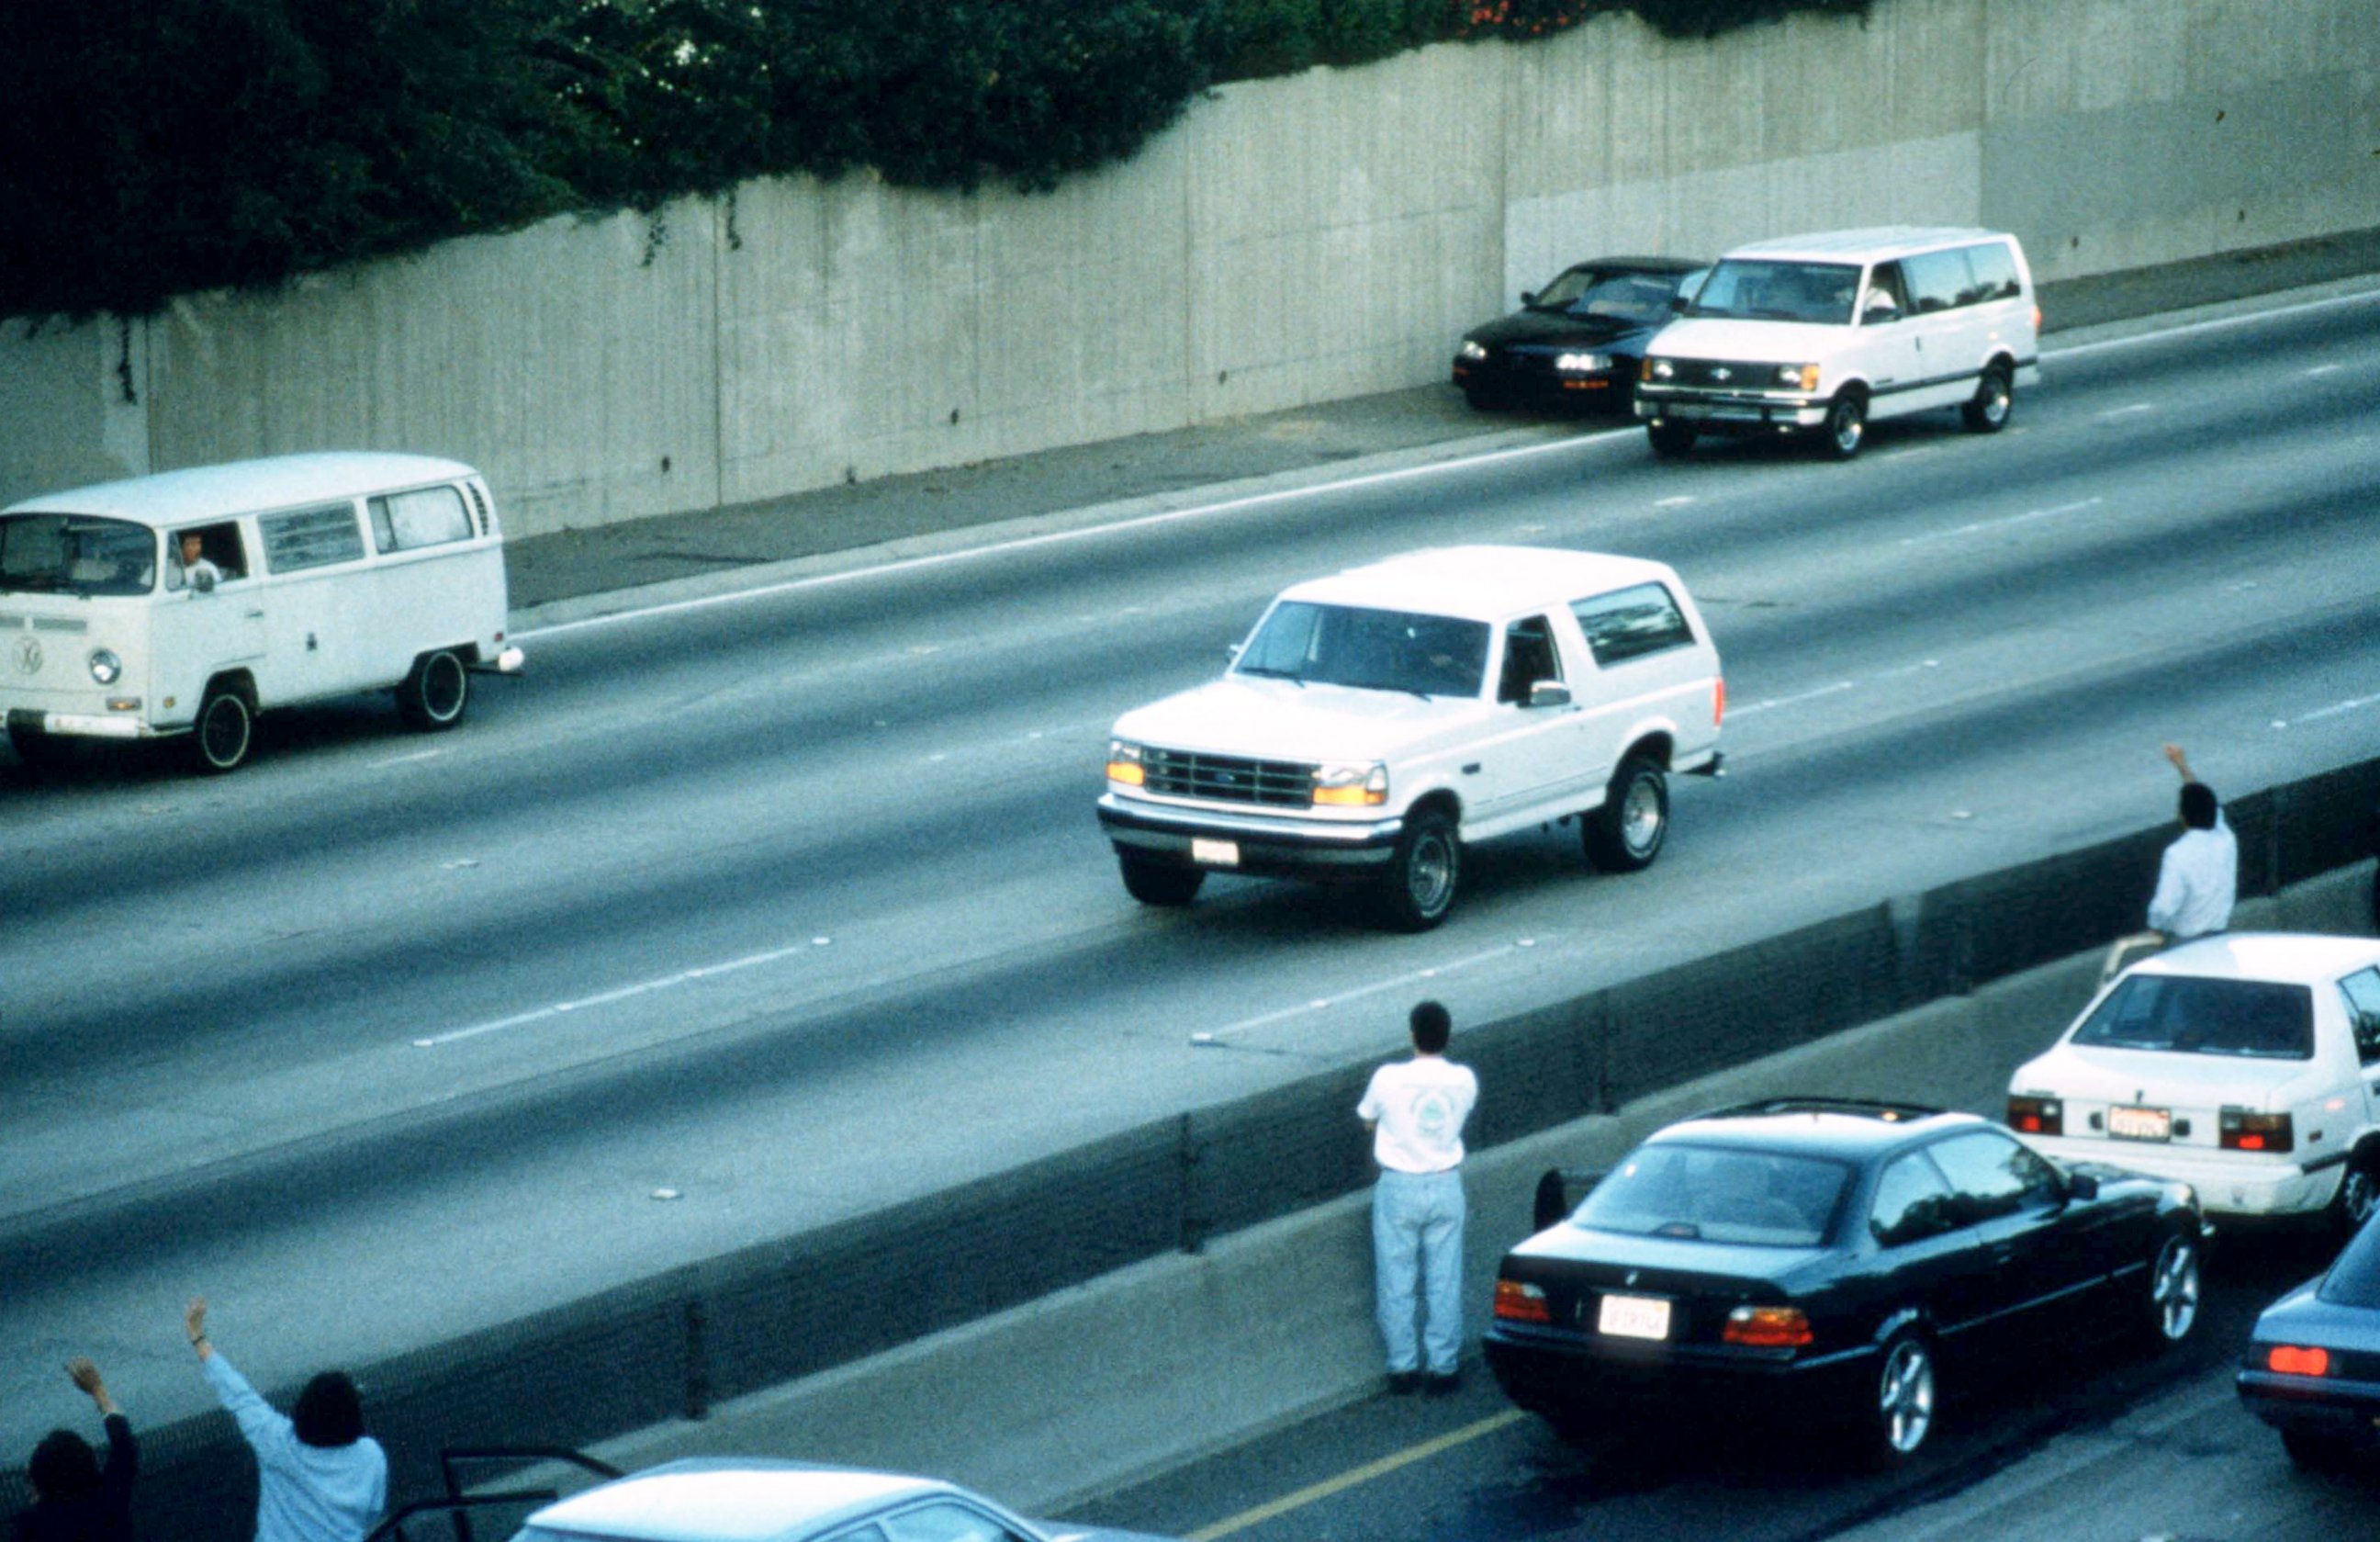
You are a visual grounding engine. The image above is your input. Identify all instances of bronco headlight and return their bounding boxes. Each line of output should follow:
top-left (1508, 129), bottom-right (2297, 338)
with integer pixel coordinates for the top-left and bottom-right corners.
top-left (88, 648), bottom-right (122, 685)
top-left (1312, 761), bottom-right (1388, 808)
top-left (1106, 739), bottom-right (1146, 787)
top-left (1458, 341), bottom-right (1488, 362)
top-left (1555, 352), bottom-right (1610, 374)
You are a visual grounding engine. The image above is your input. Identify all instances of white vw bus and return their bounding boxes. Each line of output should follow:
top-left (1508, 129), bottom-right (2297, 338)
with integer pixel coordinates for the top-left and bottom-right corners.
top-left (0, 451), bottom-right (523, 773)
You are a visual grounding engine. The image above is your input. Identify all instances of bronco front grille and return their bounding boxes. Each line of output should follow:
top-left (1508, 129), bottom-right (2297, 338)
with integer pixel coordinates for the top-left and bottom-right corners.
top-left (1142, 748), bottom-right (1315, 807)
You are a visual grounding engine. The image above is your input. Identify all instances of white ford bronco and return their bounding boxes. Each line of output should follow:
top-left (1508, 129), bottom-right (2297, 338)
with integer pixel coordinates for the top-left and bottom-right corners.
top-left (1096, 546), bottom-right (1724, 929)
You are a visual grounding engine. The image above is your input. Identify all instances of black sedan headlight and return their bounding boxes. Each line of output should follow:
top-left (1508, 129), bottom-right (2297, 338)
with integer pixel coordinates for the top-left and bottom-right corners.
top-left (1555, 352), bottom-right (1611, 374)
top-left (1458, 341), bottom-right (1489, 362)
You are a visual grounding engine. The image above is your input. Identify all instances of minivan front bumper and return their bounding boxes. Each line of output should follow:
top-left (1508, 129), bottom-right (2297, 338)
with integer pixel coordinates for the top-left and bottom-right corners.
top-left (1635, 390), bottom-right (1827, 432)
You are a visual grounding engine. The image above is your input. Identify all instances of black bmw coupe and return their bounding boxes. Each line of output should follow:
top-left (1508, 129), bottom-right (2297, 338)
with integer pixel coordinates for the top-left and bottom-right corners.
top-left (1451, 257), bottom-right (1704, 412)
top-left (1484, 1098), bottom-right (2208, 1467)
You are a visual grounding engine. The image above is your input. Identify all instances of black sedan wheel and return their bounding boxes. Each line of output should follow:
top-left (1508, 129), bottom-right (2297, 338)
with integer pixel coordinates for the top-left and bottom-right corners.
top-left (1857, 1330), bottom-right (1937, 1465)
top-left (1646, 421), bottom-right (1697, 460)
top-left (2282, 1428), bottom-right (2361, 1473)
top-left (2138, 1232), bottom-right (2202, 1345)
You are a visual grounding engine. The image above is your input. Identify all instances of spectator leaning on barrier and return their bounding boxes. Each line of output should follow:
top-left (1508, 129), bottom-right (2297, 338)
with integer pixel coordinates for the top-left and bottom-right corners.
top-left (13, 1356), bottom-right (137, 1542)
top-left (2147, 743), bottom-right (2237, 942)
top-left (1358, 999), bottom-right (1477, 1398)
top-left (185, 1299), bottom-right (386, 1542)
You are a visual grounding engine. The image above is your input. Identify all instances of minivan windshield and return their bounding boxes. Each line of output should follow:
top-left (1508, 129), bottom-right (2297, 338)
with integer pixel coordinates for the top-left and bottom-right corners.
top-left (1235, 601), bottom-right (1489, 699)
top-left (0, 512), bottom-right (158, 597)
top-left (1684, 259), bottom-right (1862, 325)
top-left (2071, 974), bottom-right (2315, 1059)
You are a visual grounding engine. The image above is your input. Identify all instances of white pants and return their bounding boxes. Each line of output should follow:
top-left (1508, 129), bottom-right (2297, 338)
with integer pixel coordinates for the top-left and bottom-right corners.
top-left (1373, 1168), bottom-right (1465, 1375)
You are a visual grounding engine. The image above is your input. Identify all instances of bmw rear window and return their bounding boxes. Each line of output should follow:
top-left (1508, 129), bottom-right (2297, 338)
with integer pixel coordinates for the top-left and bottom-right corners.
top-left (2071, 974), bottom-right (2314, 1059)
top-left (1571, 1143), bottom-right (1847, 1247)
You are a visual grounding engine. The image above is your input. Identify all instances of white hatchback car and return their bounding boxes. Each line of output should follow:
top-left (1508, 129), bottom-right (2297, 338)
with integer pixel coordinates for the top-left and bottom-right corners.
top-left (2006, 934), bottom-right (2380, 1225)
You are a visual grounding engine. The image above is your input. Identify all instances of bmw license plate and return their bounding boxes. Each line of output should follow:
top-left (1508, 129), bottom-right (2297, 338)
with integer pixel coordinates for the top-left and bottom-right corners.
top-left (2107, 1105), bottom-right (2172, 1142)
top-left (1191, 838), bottom-right (1241, 866)
top-left (1597, 1293), bottom-right (1671, 1341)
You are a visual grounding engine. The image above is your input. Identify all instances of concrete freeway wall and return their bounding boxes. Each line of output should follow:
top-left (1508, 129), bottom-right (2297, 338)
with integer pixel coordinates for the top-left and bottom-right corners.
top-left (3, 0), bottom-right (2374, 531)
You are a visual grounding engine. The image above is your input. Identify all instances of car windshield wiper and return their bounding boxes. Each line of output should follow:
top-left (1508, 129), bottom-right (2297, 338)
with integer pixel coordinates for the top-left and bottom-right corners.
top-left (1236, 665), bottom-right (1306, 686)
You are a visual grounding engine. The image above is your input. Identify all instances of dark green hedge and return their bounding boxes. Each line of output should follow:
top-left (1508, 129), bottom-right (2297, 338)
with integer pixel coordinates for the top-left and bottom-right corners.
top-left (0, 0), bottom-right (1867, 321)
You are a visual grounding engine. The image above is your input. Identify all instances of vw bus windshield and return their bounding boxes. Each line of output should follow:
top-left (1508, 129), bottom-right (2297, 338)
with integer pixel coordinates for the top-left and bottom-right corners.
top-left (0, 513), bottom-right (158, 597)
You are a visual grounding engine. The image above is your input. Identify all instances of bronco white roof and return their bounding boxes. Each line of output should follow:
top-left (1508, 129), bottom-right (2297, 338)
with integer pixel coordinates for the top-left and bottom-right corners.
top-left (3, 452), bottom-right (477, 528)
top-left (1721, 227), bottom-right (2010, 264)
top-left (1279, 546), bottom-right (1682, 622)
top-left (2130, 932), bottom-right (2380, 987)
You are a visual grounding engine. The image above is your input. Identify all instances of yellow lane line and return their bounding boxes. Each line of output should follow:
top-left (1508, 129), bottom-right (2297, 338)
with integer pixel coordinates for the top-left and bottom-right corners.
top-left (1184, 1408), bottom-right (1527, 1541)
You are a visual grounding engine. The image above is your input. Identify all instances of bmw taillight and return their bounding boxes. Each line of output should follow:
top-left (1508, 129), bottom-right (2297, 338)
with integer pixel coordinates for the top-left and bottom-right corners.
top-left (1723, 1304), bottom-right (1813, 1348)
top-left (2007, 1095), bottom-right (2063, 1137)
top-left (2220, 1109), bottom-right (2294, 1154)
top-left (1494, 1279), bottom-right (1551, 1324)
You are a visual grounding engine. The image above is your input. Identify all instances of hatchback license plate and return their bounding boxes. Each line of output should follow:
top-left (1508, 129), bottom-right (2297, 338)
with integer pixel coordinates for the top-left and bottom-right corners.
top-left (1191, 838), bottom-right (1241, 866)
top-left (1597, 1293), bottom-right (1671, 1341)
top-left (2108, 1105), bottom-right (2172, 1142)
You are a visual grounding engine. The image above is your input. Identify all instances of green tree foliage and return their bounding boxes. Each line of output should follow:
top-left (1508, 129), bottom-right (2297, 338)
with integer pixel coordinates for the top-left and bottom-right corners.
top-left (0, 0), bottom-right (1863, 320)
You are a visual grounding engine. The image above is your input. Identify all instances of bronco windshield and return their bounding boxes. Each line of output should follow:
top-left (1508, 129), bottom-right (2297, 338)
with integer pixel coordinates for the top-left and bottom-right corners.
top-left (1234, 601), bottom-right (1489, 699)
top-left (1571, 1143), bottom-right (1848, 1247)
top-left (0, 513), bottom-right (159, 597)
top-left (1683, 259), bottom-right (1862, 326)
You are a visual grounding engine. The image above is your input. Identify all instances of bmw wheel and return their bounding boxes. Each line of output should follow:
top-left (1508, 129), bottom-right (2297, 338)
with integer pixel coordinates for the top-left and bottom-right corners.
top-left (1857, 1330), bottom-right (1937, 1466)
top-left (2139, 1232), bottom-right (2202, 1345)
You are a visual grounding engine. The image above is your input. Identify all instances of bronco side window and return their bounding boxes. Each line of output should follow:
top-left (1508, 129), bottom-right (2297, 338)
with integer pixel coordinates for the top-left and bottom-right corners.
top-left (1498, 615), bottom-right (1560, 704)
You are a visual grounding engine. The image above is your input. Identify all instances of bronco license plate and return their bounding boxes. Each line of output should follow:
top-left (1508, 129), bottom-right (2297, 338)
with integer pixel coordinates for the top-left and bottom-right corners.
top-left (2107, 1105), bottom-right (2172, 1142)
top-left (1191, 838), bottom-right (1241, 866)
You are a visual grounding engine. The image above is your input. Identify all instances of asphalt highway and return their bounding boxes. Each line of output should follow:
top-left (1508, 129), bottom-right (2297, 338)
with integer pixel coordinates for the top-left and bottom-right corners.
top-left (4, 272), bottom-right (2379, 1509)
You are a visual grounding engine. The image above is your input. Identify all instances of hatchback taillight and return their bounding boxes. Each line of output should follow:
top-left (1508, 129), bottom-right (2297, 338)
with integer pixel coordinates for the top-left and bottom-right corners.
top-left (2267, 1344), bottom-right (2329, 1377)
top-left (2220, 1109), bottom-right (2294, 1154)
top-left (1494, 1279), bottom-right (1551, 1323)
top-left (1723, 1304), bottom-right (1812, 1348)
top-left (2007, 1095), bottom-right (2063, 1137)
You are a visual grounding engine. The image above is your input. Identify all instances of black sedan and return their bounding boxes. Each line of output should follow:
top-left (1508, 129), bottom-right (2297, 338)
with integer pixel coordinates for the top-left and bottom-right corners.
top-left (1484, 1098), bottom-right (2207, 1467)
top-left (1450, 257), bottom-right (1704, 411)
top-left (2239, 1212), bottom-right (2380, 1470)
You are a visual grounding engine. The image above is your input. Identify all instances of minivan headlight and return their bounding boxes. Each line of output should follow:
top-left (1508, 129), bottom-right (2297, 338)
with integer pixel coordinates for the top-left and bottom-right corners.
top-left (1312, 761), bottom-right (1388, 807)
top-left (1644, 357), bottom-right (1675, 382)
top-left (88, 648), bottom-right (122, 685)
top-left (1778, 363), bottom-right (1821, 391)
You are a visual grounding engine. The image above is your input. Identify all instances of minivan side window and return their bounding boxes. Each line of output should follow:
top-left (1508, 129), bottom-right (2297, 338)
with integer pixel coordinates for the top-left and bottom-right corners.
top-left (258, 502), bottom-right (368, 573)
top-left (1962, 241), bottom-right (2023, 303)
top-left (1902, 248), bottom-right (1975, 313)
top-left (370, 486), bottom-right (474, 554)
top-left (1570, 583), bottom-right (1694, 668)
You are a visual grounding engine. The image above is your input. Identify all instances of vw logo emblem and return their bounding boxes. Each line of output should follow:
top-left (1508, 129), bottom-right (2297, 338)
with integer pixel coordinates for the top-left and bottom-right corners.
top-left (11, 635), bottom-right (39, 675)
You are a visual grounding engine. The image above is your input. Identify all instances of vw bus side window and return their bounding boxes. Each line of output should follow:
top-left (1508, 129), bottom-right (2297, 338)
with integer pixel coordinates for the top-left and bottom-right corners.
top-left (0, 513), bottom-right (157, 597)
top-left (369, 486), bottom-right (474, 554)
top-left (259, 502), bottom-right (368, 572)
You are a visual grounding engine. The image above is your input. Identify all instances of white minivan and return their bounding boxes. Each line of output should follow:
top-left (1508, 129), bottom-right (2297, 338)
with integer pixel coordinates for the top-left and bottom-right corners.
top-left (0, 451), bottom-right (522, 773)
top-left (1634, 227), bottom-right (2041, 460)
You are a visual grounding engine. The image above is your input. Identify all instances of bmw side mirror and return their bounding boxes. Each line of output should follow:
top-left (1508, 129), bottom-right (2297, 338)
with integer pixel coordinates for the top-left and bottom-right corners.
top-left (2065, 1170), bottom-right (2099, 1202)
top-left (1669, 294), bottom-right (1690, 314)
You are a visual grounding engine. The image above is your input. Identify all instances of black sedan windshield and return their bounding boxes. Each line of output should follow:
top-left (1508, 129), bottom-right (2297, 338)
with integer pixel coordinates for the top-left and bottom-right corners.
top-left (0, 512), bottom-right (157, 597)
top-left (2071, 975), bottom-right (2314, 1059)
top-left (1530, 266), bottom-right (1690, 326)
top-left (1572, 1143), bottom-right (1847, 1247)
top-left (1235, 601), bottom-right (1488, 698)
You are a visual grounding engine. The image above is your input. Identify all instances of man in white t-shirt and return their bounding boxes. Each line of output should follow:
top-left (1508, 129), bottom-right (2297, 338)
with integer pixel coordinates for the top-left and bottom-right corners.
top-left (1358, 999), bottom-right (1478, 1396)
top-left (2147, 742), bottom-right (2236, 942)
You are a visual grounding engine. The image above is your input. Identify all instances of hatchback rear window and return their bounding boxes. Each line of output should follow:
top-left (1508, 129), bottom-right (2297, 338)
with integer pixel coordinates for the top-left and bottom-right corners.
top-left (1572, 1143), bottom-right (1847, 1246)
top-left (2071, 974), bottom-right (2315, 1059)
top-left (2321, 1212), bottom-right (2380, 1308)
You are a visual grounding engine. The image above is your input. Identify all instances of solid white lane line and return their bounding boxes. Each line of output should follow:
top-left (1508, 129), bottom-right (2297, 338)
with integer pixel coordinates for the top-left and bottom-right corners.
top-left (2051, 285), bottom-right (2380, 359)
top-left (2095, 402), bottom-right (2156, 419)
top-left (2293, 691), bottom-right (2380, 725)
top-left (1898, 497), bottom-right (2103, 546)
top-left (1728, 681), bottom-right (1857, 716)
top-left (412, 937), bottom-right (827, 1047)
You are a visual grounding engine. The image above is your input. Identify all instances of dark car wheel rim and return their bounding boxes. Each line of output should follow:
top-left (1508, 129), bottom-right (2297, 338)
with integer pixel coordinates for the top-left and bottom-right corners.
top-left (1878, 1339), bottom-right (1935, 1454)
top-left (2150, 1235), bottom-right (2200, 1341)
top-left (2341, 1165), bottom-right (2378, 1226)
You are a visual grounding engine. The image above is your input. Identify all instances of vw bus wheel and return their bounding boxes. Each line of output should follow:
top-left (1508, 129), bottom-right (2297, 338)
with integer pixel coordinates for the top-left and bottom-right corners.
top-left (399, 649), bottom-right (470, 731)
top-left (192, 685), bottom-right (253, 775)
top-left (1584, 755), bottom-right (1668, 872)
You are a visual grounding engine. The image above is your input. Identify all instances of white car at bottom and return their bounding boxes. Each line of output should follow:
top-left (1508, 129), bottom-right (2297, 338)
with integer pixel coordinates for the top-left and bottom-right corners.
top-left (2007, 934), bottom-right (2380, 1225)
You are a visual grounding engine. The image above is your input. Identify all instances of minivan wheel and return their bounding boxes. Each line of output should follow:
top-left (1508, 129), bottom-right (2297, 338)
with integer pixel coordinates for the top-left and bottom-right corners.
top-left (1584, 755), bottom-right (1668, 872)
top-left (1854, 1331), bottom-right (1937, 1466)
top-left (1118, 851), bottom-right (1204, 907)
top-left (192, 685), bottom-right (253, 775)
top-left (398, 648), bottom-right (470, 730)
top-left (1962, 362), bottom-right (2015, 433)
top-left (1647, 421), bottom-right (1698, 460)
top-left (1822, 392), bottom-right (1867, 460)
top-left (1375, 807), bottom-right (1460, 931)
